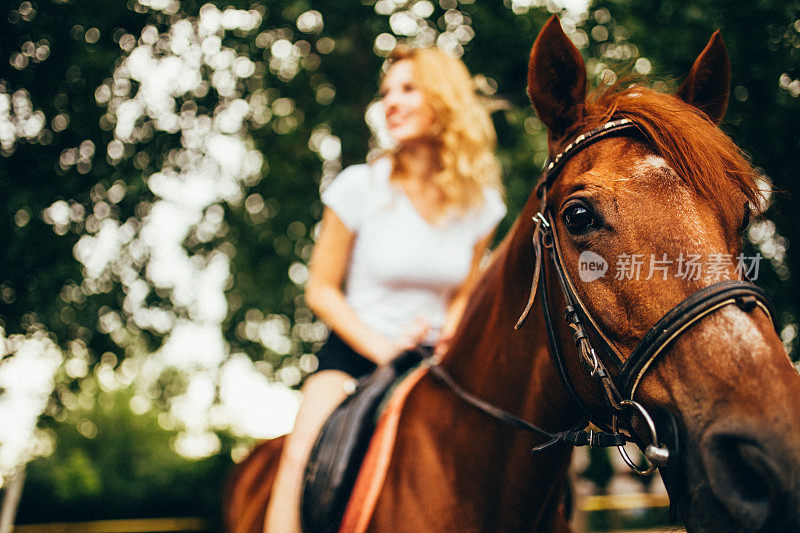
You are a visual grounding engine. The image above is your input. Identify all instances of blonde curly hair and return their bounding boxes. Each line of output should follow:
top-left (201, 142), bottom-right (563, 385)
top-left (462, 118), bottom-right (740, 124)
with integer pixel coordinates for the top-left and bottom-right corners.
top-left (385, 46), bottom-right (503, 214)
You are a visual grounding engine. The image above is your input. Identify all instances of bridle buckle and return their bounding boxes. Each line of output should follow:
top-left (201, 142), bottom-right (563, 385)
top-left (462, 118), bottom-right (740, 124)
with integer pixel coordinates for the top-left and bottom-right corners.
top-left (532, 211), bottom-right (550, 229)
top-left (588, 347), bottom-right (601, 377)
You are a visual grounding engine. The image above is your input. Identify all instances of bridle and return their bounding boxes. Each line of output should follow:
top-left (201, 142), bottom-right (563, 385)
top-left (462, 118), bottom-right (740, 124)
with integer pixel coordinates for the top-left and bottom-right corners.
top-left (430, 118), bottom-right (779, 475)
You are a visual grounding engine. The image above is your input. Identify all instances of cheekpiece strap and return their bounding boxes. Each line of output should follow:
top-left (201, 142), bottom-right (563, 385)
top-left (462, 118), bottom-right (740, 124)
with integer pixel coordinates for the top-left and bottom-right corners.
top-left (514, 212), bottom-right (549, 330)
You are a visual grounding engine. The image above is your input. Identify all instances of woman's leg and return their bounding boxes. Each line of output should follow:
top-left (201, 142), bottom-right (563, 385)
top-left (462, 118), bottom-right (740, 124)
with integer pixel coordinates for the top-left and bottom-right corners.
top-left (264, 369), bottom-right (353, 533)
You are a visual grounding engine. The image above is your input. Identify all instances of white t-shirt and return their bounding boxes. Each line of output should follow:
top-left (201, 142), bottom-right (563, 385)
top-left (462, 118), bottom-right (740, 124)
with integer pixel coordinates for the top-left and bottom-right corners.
top-left (321, 157), bottom-right (506, 344)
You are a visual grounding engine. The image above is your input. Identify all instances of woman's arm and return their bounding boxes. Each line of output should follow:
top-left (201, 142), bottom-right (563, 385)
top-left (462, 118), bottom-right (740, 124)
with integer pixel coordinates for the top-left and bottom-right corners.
top-left (305, 207), bottom-right (426, 365)
top-left (436, 231), bottom-right (496, 354)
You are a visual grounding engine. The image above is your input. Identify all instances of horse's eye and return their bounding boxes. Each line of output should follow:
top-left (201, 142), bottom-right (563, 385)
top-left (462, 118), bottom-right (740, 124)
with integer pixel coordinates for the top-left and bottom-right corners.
top-left (562, 202), bottom-right (598, 235)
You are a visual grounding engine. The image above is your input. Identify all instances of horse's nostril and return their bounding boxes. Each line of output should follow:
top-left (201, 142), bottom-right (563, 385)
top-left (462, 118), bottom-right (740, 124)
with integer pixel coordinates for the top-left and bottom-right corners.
top-left (715, 438), bottom-right (771, 501)
top-left (703, 432), bottom-right (789, 531)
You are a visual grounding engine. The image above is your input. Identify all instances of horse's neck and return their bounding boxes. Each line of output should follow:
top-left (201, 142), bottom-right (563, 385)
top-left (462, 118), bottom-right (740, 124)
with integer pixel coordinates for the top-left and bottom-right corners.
top-left (396, 207), bottom-right (581, 528)
top-left (441, 205), bottom-right (576, 429)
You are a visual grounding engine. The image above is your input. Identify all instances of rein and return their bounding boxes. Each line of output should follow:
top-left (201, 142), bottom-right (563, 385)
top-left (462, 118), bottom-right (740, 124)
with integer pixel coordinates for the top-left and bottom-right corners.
top-left (430, 118), bottom-right (778, 475)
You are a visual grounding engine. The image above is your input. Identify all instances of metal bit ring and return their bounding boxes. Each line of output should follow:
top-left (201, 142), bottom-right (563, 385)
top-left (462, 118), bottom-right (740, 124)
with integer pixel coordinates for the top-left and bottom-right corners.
top-left (611, 399), bottom-right (668, 476)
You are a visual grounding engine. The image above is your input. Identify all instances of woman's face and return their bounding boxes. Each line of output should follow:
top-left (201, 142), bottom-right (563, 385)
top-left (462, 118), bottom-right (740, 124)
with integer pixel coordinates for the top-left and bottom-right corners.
top-left (380, 60), bottom-right (436, 143)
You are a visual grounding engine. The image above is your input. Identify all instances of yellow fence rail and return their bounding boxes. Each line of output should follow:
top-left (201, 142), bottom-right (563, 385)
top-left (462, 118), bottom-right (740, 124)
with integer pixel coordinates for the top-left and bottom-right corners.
top-left (580, 493), bottom-right (670, 512)
top-left (12, 517), bottom-right (208, 533)
top-left (11, 494), bottom-right (672, 533)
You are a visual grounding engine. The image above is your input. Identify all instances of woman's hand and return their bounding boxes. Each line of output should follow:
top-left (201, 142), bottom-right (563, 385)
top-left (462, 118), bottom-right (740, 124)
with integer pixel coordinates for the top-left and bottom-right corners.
top-left (434, 331), bottom-right (453, 357)
top-left (397, 317), bottom-right (430, 349)
top-left (371, 318), bottom-right (430, 365)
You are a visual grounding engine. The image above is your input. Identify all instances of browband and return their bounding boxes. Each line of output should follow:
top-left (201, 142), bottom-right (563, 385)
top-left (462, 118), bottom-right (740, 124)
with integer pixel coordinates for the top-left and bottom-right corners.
top-left (535, 118), bottom-right (643, 197)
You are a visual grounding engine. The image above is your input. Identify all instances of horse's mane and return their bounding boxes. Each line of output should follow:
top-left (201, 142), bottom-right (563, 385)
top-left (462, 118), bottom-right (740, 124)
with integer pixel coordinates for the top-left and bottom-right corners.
top-left (567, 83), bottom-right (762, 217)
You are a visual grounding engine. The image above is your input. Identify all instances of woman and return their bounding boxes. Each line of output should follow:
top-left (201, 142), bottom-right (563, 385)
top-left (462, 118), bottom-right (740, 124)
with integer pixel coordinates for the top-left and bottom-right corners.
top-left (264, 46), bottom-right (506, 532)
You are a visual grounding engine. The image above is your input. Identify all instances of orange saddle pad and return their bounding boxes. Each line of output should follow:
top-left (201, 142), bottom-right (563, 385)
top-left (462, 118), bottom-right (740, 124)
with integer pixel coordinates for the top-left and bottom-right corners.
top-left (338, 364), bottom-right (430, 533)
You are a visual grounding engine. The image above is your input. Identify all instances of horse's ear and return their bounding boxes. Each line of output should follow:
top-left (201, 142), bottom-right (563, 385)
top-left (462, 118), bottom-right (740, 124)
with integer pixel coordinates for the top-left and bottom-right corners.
top-left (527, 15), bottom-right (587, 141)
top-left (676, 31), bottom-right (731, 123)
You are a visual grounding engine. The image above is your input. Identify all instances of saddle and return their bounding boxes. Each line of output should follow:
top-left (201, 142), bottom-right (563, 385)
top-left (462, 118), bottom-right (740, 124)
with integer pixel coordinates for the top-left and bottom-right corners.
top-left (301, 347), bottom-right (429, 533)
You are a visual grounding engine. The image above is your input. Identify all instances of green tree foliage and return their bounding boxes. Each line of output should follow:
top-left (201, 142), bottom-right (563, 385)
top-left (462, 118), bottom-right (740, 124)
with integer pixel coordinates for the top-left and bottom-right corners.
top-left (0, 0), bottom-right (553, 418)
top-left (17, 386), bottom-right (233, 525)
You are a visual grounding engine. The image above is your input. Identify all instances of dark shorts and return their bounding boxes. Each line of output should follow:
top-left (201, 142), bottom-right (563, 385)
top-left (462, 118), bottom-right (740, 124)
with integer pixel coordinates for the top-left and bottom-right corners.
top-left (315, 332), bottom-right (377, 379)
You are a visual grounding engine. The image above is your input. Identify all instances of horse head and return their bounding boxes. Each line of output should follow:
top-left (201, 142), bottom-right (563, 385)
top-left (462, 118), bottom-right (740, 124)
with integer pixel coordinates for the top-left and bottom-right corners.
top-left (526, 15), bottom-right (800, 532)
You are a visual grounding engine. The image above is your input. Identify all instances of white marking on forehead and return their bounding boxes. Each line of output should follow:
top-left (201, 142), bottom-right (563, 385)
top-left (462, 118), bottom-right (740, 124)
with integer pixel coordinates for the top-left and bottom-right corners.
top-left (632, 155), bottom-right (674, 180)
top-left (617, 154), bottom-right (714, 251)
top-left (611, 154), bottom-right (679, 192)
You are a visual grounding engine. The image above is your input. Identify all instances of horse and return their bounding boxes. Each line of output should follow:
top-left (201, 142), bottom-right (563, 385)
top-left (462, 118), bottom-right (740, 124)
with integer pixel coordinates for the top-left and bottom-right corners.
top-left (225, 16), bottom-right (800, 532)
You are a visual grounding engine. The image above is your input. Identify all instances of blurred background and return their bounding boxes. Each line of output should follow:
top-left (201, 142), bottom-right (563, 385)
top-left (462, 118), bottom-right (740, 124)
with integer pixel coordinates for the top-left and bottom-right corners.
top-left (0, 0), bottom-right (798, 530)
